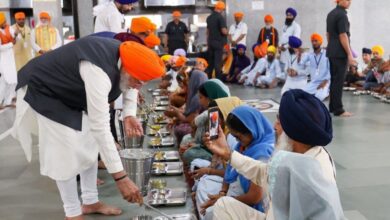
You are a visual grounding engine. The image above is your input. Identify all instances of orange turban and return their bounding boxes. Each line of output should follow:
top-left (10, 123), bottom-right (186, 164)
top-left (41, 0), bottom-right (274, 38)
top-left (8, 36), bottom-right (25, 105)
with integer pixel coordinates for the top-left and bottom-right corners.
top-left (254, 41), bottom-right (269, 58)
top-left (234, 12), bottom-right (244, 18)
top-left (39, 11), bottom-right (51, 20)
top-left (172, 10), bottom-right (181, 17)
top-left (264, 14), bottom-right (274, 23)
top-left (175, 56), bottom-right (187, 67)
top-left (131, 17), bottom-right (155, 34)
top-left (144, 34), bottom-right (161, 48)
top-left (120, 41), bottom-right (166, 81)
top-left (0, 12), bottom-right (5, 25)
top-left (196, 58), bottom-right (209, 68)
top-left (224, 44), bottom-right (230, 51)
top-left (215, 1), bottom-right (225, 10)
top-left (14, 12), bottom-right (26, 20)
top-left (311, 33), bottom-right (323, 44)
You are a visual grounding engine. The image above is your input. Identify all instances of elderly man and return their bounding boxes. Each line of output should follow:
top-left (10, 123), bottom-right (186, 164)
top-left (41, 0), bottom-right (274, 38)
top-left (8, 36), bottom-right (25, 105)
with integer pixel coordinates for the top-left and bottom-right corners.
top-left (0, 12), bottom-right (18, 109)
top-left (279, 7), bottom-right (301, 78)
top-left (31, 11), bottom-right (62, 56)
top-left (257, 14), bottom-right (278, 47)
top-left (205, 89), bottom-right (340, 219)
top-left (238, 42), bottom-right (268, 86)
top-left (163, 10), bottom-right (189, 55)
top-left (94, 0), bottom-right (137, 33)
top-left (302, 33), bottom-right (331, 101)
top-left (12, 12), bottom-right (33, 71)
top-left (228, 12), bottom-right (247, 56)
top-left (281, 36), bottom-right (309, 94)
top-left (206, 1), bottom-right (228, 79)
top-left (326, 0), bottom-right (356, 117)
top-left (1, 37), bottom-right (165, 219)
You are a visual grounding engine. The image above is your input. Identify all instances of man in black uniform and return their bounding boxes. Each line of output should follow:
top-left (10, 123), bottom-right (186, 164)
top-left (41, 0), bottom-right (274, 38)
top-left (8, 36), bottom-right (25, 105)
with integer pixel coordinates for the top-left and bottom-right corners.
top-left (326, 0), bottom-right (356, 117)
top-left (206, 1), bottom-right (228, 79)
top-left (164, 10), bottom-right (189, 55)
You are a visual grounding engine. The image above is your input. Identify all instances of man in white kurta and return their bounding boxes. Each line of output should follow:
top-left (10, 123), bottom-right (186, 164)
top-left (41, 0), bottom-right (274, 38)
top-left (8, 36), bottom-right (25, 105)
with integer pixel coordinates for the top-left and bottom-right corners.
top-left (205, 89), bottom-right (337, 220)
top-left (302, 34), bottom-right (331, 101)
top-left (279, 8), bottom-right (301, 81)
top-left (255, 46), bottom-right (281, 88)
top-left (0, 12), bottom-right (18, 108)
top-left (239, 58), bottom-right (267, 86)
top-left (0, 38), bottom-right (165, 219)
top-left (94, 0), bottom-right (137, 33)
top-left (281, 36), bottom-right (309, 95)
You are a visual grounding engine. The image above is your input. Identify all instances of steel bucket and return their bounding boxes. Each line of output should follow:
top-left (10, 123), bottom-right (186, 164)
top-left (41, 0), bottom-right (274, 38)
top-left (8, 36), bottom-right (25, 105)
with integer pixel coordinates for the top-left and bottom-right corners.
top-left (119, 149), bottom-right (153, 197)
top-left (115, 110), bottom-right (146, 148)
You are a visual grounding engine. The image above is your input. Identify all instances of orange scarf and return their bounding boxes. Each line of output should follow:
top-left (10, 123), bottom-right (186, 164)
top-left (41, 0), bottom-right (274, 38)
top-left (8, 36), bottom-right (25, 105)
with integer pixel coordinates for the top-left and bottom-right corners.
top-left (0, 25), bottom-right (14, 44)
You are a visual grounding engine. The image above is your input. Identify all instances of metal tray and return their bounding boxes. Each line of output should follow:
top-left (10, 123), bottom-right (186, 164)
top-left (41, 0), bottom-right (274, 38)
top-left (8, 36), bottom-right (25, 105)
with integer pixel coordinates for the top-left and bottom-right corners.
top-left (155, 100), bottom-right (170, 106)
top-left (147, 188), bottom-right (187, 206)
top-left (151, 162), bottom-right (183, 175)
top-left (147, 126), bottom-right (170, 136)
top-left (154, 214), bottom-right (197, 220)
top-left (154, 96), bottom-right (169, 101)
top-left (149, 137), bottom-right (175, 147)
top-left (154, 106), bottom-right (168, 111)
top-left (152, 115), bottom-right (169, 124)
top-left (154, 151), bottom-right (180, 162)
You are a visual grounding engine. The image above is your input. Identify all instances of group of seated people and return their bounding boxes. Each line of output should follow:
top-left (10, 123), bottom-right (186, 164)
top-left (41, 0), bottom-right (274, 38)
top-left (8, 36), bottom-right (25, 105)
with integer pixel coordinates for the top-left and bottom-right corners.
top-left (155, 52), bottom-right (346, 219)
top-left (345, 46), bottom-right (390, 95)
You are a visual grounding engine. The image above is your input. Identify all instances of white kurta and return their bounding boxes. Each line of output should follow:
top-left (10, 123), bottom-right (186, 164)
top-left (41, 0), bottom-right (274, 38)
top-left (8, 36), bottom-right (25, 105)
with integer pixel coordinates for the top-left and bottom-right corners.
top-left (0, 28), bottom-right (17, 84)
top-left (240, 58), bottom-right (267, 86)
top-left (2, 61), bottom-right (135, 181)
top-left (30, 26), bottom-right (62, 53)
top-left (279, 21), bottom-right (301, 66)
top-left (228, 21), bottom-right (248, 47)
top-left (213, 147), bottom-right (336, 220)
top-left (281, 52), bottom-right (309, 95)
top-left (94, 1), bottom-right (126, 33)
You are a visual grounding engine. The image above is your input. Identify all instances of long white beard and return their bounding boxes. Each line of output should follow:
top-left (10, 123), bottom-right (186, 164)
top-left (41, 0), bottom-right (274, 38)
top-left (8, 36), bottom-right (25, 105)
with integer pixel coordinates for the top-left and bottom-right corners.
top-left (275, 132), bottom-right (293, 152)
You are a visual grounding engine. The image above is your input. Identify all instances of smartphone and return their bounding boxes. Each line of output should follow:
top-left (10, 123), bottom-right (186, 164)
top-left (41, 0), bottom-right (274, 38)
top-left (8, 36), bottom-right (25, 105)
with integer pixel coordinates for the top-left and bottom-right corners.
top-left (208, 107), bottom-right (220, 140)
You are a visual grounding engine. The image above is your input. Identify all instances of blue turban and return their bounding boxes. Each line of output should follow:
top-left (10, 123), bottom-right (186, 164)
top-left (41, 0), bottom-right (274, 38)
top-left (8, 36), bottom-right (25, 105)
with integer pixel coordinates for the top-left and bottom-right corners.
top-left (286, 7), bottom-right (297, 17)
top-left (362, 48), bottom-right (372, 54)
top-left (236, 44), bottom-right (247, 51)
top-left (288, 36), bottom-right (302, 48)
top-left (279, 89), bottom-right (333, 146)
top-left (115, 0), bottom-right (138, 4)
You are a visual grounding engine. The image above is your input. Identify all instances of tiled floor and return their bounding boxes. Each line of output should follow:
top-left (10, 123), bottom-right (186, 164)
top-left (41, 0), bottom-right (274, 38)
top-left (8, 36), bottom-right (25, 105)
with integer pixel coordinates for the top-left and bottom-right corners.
top-left (1, 83), bottom-right (389, 220)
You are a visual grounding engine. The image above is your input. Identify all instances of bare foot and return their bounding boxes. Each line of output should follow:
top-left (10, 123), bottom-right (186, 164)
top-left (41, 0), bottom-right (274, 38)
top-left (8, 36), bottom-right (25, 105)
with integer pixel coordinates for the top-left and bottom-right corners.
top-left (82, 202), bottom-right (122, 216)
top-left (339, 111), bottom-right (353, 117)
top-left (97, 178), bottom-right (105, 186)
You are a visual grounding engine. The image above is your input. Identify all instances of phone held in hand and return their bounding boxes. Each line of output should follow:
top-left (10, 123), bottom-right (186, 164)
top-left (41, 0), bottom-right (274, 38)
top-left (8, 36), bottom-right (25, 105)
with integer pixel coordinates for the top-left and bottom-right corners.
top-left (208, 107), bottom-right (219, 140)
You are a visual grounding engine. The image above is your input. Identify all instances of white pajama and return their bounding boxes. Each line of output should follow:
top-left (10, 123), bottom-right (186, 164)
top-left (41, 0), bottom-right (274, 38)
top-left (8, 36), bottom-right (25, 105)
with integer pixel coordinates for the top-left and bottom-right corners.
top-left (0, 28), bottom-right (17, 106)
top-left (242, 59), bottom-right (267, 86)
top-left (304, 82), bottom-right (330, 101)
top-left (0, 77), bottom-right (16, 106)
top-left (56, 161), bottom-right (99, 217)
top-left (281, 53), bottom-right (309, 95)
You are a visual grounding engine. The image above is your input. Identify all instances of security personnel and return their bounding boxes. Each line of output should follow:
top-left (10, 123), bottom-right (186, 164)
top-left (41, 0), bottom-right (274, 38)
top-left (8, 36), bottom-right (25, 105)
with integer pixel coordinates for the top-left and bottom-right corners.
top-left (163, 10), bottom-right (189, 55)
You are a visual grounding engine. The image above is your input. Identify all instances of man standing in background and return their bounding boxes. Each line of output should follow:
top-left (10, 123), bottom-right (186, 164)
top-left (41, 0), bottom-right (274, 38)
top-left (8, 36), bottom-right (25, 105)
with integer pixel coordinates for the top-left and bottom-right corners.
top-left (326, 0), bottom-right (356, 117)
top-left (94, 0), bottom-right (138, 33)
top-left (0, 12), bottom-right (17, 109)
top-left (31, 11), bottom-right (62, 56)
top-left (206, 1), bottom-right (228, 79)
top-left (12, 12), bottom-right (33, 71)
top-left (257, 14), bottom-right (278, 47)
top-left (228, 12), bottom-right (247, 56)
top-left (163, 10), bottom-right (189, 55)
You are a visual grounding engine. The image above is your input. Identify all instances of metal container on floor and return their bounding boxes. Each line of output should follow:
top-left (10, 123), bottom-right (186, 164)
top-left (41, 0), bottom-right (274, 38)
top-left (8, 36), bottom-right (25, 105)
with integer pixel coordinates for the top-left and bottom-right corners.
top-left (116, 110), bottom-right (146, 148)
top-left (119, 149), bottom-right (154, 197)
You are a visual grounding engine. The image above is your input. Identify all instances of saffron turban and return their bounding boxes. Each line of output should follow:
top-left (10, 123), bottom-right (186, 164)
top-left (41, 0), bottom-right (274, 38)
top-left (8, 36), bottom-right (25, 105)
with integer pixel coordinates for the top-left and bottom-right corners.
top-left (264, 14), bottom-right (274, 23)
top-left (196, 58), bottom-right (209, 68)
top-left (215, 1), bottom-right (225, 10)
top-left (254, 41), bottom-right (269, 58)
top-left (131, 17), bottom-right (155, 34)
top-left (15, 12), bottom-right (26, 20)
top-left (172, 11), bottom-right (181, 17)
top-left (234, 12), bottom-right (244, 18)
top-left (311, 33), bottom-right (323, 45)
top-left (0, 12), bottom-right (5, 25)
top-left (175, 56), bottom-right (187, 67)
top-left (39, 11), bottom-right (51, 20)
top-left (120, 41), bottom-right (165, 81)
top-left (144, 33), bottom-right (161, 48)
top-left (279, 89), bottom-right (333, 146)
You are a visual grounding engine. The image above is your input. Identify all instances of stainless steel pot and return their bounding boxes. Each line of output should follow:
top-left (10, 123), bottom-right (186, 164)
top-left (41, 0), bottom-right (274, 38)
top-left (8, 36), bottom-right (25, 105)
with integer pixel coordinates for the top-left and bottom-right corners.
top-left (119, 149), bottom-right (153, 197)
top-left (116, 110), bottom-right (146, 148)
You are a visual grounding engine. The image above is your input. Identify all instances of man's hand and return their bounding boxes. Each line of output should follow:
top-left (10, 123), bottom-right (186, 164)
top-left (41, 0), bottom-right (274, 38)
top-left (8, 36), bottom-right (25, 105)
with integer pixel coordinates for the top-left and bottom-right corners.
top-left (200, 194), bottom-right (223, 215)
top-left (116, 177), bottom-right (143, 204)
top-left (191, 168), bottom-right (210, 179)
top-left (348, 55), bottom-right (357, 67)
top-left (123, 116), bottom-right (143, 137)
top-left (317, 80), bottom-right (329, 90)
top-left (138, 93), bottom-right (145, 105)
top-left (203, 127), bottom-right (231, 161)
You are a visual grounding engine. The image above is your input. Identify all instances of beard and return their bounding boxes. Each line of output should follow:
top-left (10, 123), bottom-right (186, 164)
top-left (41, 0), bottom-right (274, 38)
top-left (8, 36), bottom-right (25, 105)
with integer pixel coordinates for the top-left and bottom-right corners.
top-left (275, 132), bottom-right (293, 152)
top-left (285, 18), bottom-right (294, 26)
top-left (119, 73), bottom-right (130, 91)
